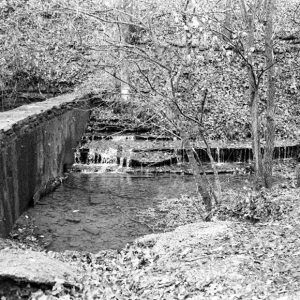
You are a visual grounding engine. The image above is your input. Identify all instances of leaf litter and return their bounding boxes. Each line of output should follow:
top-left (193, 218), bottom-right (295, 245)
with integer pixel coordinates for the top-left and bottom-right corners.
top-left (0, 164), bottom-right (299, 299)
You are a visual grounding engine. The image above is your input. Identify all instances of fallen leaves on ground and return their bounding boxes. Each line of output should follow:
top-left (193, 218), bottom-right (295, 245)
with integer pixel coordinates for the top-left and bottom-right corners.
top-left (1, 164), bottom-right (299, 299)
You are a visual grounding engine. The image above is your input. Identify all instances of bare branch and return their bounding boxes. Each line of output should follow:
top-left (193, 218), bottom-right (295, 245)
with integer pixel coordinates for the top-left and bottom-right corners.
top-left (58, 6), bottom-right (147, 30)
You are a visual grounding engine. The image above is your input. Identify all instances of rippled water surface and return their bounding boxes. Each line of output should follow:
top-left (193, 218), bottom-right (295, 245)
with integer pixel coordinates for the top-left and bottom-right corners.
top-left (21, 173), bottom-right (203, 252)
top-left (15, 171), bottom-right (251, 253)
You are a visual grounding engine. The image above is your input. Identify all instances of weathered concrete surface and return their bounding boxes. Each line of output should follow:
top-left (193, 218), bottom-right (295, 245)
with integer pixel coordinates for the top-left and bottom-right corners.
top-left (0, 248), bottom-right (80, 286)
top-left (136, 221), bottom-right (231, 255)
top-left (0, 93), bottom-right (91, 237)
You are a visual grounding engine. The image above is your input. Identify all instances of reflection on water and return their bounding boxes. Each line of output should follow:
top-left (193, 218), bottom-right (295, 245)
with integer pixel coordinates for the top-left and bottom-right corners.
top-left (21, 173), bottom-right (200, 252)
top-left (16, 172), bottom-right (247, 253)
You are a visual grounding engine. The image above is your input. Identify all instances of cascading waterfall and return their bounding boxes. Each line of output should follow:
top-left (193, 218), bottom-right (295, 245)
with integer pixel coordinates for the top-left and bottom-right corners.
top-left (125, 149), bottom-right (132, 168)
top-left (216, 147), bottom-right (220, 164)
top-left (73, 138), bottom-right (136, 173)
top-left (100, 147), bottom-right (118, 164)
top-left (119, 157), bottom-right (125, 168)
top-left (73, 134), bottom-right (299, 174)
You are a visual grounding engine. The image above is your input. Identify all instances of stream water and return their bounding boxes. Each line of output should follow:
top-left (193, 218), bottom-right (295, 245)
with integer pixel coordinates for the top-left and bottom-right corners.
top-left (16, 172), bottom-right (202, 252)
top-left (14, 172), bottom-right (247, 253)
top-left (12, 134), bottom-right (295, 253)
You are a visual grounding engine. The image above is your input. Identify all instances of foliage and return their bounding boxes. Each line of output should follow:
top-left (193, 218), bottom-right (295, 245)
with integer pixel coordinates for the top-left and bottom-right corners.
top-left (8, 182), bottom-right (299, 299)
top-left (1, 0), bottom-right (300, 141)
top-left (137, 195), bottom-right (204, 232)
top-left (89, 0), bottom-right (300, 143)
top-left (218, 186), bottom-right (295, 223)
top-left (0, 0), bottom-right (103, 108)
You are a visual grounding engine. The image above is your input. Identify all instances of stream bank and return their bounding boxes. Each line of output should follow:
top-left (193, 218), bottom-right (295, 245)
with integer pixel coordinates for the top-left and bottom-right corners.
top-left (1, 176), bottom-right (299, 300)
top-left (1, 107), bottom-right (299, 299)
top-left (9, 172), bottom-right (255, 253)
top-left (0, 155), bottom-right (299, 300)
top-left (6, 107), bottom-right (299, 254)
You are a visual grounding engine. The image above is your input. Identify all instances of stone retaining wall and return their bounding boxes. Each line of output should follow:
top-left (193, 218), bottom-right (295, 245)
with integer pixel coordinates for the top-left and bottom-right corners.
top-left (0, 93), bottom-right (91, 237)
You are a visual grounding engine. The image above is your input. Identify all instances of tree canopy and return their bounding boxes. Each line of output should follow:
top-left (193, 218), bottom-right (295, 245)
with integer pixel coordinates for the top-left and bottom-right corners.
top-left (0, 0), bottom-right (299, 143)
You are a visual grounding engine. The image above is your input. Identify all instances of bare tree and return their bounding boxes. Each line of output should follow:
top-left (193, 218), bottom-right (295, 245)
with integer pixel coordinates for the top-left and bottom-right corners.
top-left (296, 164), bottom-right (300, 187)
top-left (263, 0), bottom-right (275, 188)
top-left (223, 0), bottom-right (232, 40)
top-left (119, 0), bottom-right (132, 104)
top-left (240, 0), bottom-right (263, 188)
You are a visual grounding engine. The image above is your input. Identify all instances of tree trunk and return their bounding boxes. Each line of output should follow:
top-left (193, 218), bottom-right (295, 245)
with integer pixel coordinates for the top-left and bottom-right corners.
top-left (241, 0), bottom-right (263, 187)
top-left (119, 0), bottom-right (132, 104)
top-left (120, 68), bottom-right (130, 102)
top-left (263, 0), bottom-right (275, 188)
top-left (166, 1), bottom-right (217, 218)
top-left (297, 146), bottom-right (300, 187)
top-left (199, 131), bottom-right (222, 203)
top-left (223, 0), bottom-right (232, 40)
top-left (296, 165), bottom-right (300, 188)
top-left (182, 134), bottom-right (213, 219)
top-left (170, 100), bottom-right (214, 218)
top-left (251, 87), bottom-right (263, 187)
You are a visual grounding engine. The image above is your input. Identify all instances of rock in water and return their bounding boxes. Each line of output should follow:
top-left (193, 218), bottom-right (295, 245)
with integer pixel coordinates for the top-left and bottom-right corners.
top-left (65, 215), bottom-right (81, 223)
top-left (0, 248), bottom-right (80, 286)
top-left (83, 225), bottom-right (100, 236)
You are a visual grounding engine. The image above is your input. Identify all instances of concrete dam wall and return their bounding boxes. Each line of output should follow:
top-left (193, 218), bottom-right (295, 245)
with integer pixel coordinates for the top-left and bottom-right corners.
top-left (0, 93), bottom-right (91, 237)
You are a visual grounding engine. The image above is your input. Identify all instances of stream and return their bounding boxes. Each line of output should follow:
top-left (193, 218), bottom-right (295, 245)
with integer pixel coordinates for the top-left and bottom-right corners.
top-left (13, 172), bottom-right (246, 253)
top-left (15, 172), bottom-right (200, 252)
top-left (11, 134), bottom-right (294, 253)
